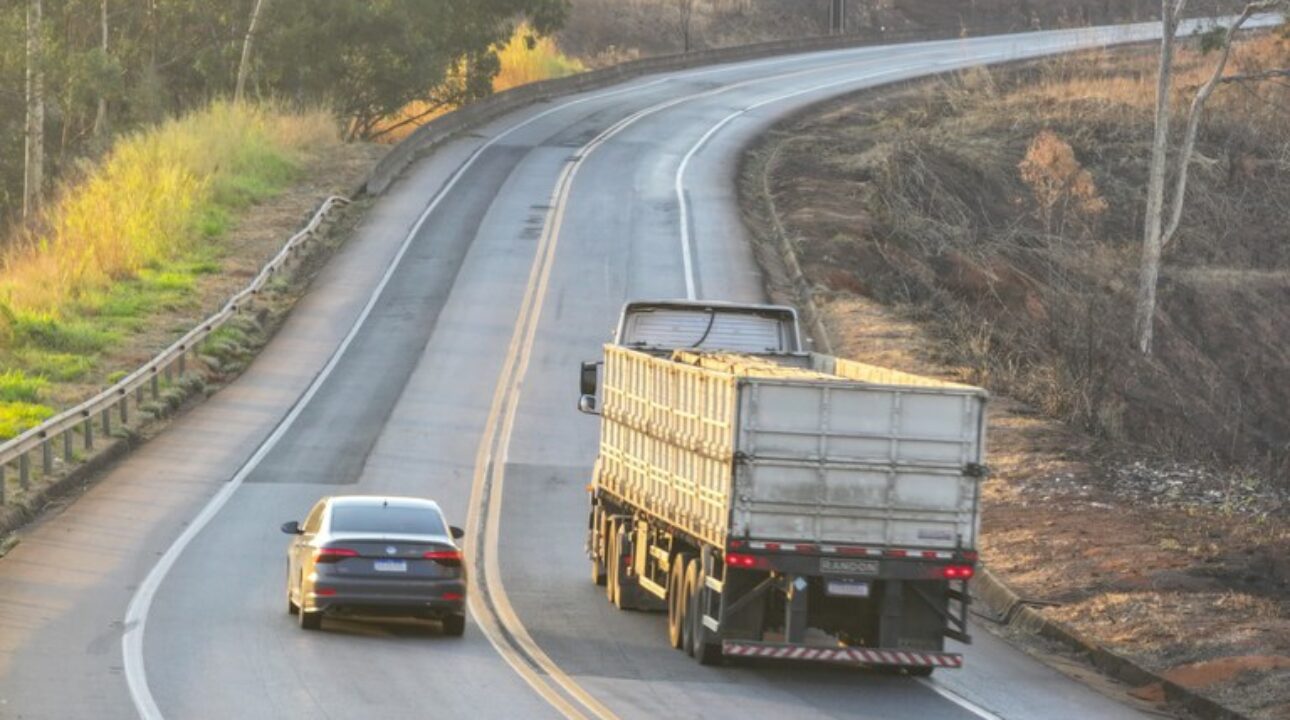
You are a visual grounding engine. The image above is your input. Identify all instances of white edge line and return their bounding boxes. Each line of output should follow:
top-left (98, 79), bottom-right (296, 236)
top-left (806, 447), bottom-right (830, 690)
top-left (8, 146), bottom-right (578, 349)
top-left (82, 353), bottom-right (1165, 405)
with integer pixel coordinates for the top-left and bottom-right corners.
top-left (119, 74), bottom-right (677, 720)
top-left (916, 679), bottom-right (1006, 720)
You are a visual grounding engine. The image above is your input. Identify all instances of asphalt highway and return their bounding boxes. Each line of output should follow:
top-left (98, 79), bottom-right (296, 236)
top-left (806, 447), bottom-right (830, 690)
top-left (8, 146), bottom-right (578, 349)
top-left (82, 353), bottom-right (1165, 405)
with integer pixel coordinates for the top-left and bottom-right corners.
top-left (1, 20), bottom-right (1258, 720)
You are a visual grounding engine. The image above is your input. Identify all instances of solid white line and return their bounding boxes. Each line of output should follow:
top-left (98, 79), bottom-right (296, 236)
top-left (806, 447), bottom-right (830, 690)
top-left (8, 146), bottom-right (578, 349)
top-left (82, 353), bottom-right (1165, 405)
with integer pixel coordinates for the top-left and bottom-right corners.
top-left (672, 55), bottom-right (1008, 301)
top-left (916, 679), bottom-right (1006, 720)
top-left (118, 73), bottom-right (696, 720)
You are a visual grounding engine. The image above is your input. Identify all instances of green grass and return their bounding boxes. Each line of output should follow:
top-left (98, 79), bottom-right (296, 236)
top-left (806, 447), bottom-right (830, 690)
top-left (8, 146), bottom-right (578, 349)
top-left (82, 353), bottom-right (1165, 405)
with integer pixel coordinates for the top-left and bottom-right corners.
top-left (0, 370), bottom-right (46, 403)
top-left (0, 101), bottom-right (339, 443)
top-left (0, 402), bottom-right (55, 440)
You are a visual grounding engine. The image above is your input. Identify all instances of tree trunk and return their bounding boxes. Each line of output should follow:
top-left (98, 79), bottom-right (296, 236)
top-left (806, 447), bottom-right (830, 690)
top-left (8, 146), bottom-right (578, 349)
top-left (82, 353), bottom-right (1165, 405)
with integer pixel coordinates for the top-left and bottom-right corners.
top-left (235, 0), bottom-right (268, 103)
top-left (93, 0), bottom-right (108, 137)
top-left (23, 0), bottom-right (44, 219)
top-left (1133, 0), bottom-right (1185, 355)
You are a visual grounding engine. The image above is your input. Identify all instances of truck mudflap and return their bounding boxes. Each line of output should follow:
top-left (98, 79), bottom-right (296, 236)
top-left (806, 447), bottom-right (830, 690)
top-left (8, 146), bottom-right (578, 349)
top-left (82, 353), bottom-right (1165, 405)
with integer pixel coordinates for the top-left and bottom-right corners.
top-left (722, 641), bottom-right (963, 669)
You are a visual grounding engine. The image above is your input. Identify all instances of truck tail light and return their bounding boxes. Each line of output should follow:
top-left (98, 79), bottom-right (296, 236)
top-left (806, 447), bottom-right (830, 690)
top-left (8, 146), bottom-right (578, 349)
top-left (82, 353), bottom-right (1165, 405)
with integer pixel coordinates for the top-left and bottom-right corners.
top-left (725, 553), bottom-right (769, 570)
top-left (942, 565), bottom-right (975, 580)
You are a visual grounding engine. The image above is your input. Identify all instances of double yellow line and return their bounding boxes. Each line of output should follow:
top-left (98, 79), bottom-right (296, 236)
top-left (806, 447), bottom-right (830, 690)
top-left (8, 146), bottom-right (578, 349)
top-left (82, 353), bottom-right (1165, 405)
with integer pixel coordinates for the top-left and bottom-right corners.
top-left (459, 51), bottom-right (943, 719)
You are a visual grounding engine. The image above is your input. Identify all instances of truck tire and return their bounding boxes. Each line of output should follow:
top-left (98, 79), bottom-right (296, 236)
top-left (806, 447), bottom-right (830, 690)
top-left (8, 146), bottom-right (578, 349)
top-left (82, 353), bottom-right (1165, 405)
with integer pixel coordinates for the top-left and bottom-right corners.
top-left (667, 553), bottom-right (692, 650)
top-left (609, 524), bottom-right (640, 610)
top-left (590, 510), bottom-right (607, 587)
top-left (688, 558), bottom-right (722, 665)
top-left (905, 666), bottom-right (934, 678)
top-left (607, 523), bottom-right (622, 607)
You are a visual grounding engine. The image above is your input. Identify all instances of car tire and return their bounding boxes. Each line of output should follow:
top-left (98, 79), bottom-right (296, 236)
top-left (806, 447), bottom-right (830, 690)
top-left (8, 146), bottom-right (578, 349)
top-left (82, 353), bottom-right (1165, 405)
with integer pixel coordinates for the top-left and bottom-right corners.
top-left (442, 613), bottom-right (466, 637)
top-left (299, 608), bottom-right (322, 631)
top-left (287, 565), bottom-right (299, 615)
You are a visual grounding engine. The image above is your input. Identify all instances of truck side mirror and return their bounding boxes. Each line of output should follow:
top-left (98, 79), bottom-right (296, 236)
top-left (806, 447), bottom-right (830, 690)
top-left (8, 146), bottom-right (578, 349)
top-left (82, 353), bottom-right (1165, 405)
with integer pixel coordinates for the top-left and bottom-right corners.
top-left (578, 394), bottom-right (599, 415)
top-left (580, 361), bottom-right (599, 397)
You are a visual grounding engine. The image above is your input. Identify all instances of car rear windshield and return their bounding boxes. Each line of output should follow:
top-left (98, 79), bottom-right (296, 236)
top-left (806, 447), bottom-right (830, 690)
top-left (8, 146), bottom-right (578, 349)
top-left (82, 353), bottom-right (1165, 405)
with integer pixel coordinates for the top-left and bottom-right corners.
top-left (329, 505), bottom-right (446, 536)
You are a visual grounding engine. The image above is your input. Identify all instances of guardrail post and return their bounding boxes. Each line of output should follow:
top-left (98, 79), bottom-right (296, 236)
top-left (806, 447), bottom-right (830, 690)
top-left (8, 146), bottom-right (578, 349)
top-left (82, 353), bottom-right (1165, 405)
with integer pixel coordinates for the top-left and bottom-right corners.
top-left (151, 373), bottom-right (160, 400)
top-left (164, 365), bottom-right (173, 385)
top-left (178, 351), bottom-right (186, 377)
top-left (65, 429), bottom-right (74, 462)
top-left (120, 394), bottom-right (129, 424)
top-left (136, 385), bottom-right (144, 406)
top-left (0, 463), bottom-right (5, 505)
top-left (42, 438), bottom-right (53, 474)
top-left (102, 407), bottom-right (112, 437)
top-left (19, 452), bottom-right (30, 491)
top-left (84, 418), bottom-right (94, 451)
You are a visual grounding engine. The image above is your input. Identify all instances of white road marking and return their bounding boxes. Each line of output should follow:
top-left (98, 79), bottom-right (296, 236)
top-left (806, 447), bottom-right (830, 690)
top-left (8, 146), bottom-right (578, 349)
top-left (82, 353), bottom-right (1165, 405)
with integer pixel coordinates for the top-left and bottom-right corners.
top-left (917, 679), bottom-right (1007, 720)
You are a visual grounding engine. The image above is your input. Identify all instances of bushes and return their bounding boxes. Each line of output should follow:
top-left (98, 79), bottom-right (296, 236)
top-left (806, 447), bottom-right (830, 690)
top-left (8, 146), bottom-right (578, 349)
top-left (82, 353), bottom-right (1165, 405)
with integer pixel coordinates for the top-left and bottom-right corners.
top-left (0, 101), bottom-right (337, 441)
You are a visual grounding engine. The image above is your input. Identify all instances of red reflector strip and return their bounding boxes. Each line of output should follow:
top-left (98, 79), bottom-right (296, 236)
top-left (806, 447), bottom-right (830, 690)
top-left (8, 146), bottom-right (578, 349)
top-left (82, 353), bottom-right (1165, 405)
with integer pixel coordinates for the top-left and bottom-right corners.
top-left (885, 549), bottom-right (907, 558)
top-left (722, 642), bottom-right (963, 668)
top-left (441, 592), bottom-right (463, 601)
top-left (796, 544), bottom-right (817, 553)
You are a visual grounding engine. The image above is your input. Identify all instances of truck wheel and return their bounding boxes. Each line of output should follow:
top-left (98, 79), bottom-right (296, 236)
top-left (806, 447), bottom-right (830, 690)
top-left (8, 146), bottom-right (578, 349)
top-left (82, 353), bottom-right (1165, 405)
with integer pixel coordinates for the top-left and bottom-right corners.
top-left (606, 524), bottom-right (621, 606)
top-left (590, 514), bottom-right (607, 587)
top-left (667, 553), bottom-right (691, 649)
top-left (682, 559), bottom-right (699, 656)
top-left (905, 666), bottom-right (934, 678)
top-left (688, 558), bottom-right (722, 665)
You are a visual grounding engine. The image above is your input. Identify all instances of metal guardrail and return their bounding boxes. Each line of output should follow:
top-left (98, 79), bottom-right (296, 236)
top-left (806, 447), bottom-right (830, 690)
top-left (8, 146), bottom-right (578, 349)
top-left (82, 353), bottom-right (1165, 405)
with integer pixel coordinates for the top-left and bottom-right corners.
top-left (0, 195), bottom-right (350, 505)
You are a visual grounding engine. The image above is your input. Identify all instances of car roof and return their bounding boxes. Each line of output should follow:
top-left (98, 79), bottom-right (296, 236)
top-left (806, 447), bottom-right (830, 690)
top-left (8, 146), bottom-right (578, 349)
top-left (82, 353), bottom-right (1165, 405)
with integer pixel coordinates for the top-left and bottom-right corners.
top-left (326, 495), bottom-right (443, 512)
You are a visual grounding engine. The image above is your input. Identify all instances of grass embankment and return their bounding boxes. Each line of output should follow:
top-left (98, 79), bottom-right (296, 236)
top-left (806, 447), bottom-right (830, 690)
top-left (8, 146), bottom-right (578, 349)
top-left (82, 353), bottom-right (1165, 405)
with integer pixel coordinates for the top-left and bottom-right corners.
top-left (376, 24), bottom-right (584, 142)
top-left (0, 102), bottom-right (337, 439)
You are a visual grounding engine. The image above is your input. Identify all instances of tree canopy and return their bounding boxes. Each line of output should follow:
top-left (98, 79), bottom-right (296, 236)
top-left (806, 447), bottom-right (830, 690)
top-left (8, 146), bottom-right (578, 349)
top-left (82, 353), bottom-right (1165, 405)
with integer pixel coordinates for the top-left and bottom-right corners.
top-left (0, 0), bottom-right (569, 226)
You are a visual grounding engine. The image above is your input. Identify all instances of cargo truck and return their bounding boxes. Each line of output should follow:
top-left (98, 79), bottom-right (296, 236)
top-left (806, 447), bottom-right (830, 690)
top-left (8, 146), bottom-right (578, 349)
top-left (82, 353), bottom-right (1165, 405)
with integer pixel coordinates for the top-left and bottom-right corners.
top-left (578, 300), bottom-right (987, 672)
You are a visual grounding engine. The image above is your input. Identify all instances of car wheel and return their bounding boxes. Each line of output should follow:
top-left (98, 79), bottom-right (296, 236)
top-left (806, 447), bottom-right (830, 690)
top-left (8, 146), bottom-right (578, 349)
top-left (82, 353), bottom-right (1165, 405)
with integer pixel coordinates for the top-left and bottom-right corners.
top-left (287, 564), bottom-right (299, 615)
top-left (442, 613), bottom-right (466, 637)
top-left (299, 608), bottom-right (323, 630)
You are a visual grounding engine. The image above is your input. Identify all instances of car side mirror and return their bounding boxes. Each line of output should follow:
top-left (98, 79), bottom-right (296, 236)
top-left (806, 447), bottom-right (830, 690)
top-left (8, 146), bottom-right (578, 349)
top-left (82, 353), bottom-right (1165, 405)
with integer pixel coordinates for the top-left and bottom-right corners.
top-left (578, 394), bottom-right (599, 415)
top-left (281, 520), bottom-right (302, 535)
top-left (449, 526), bottom-right (465, 540)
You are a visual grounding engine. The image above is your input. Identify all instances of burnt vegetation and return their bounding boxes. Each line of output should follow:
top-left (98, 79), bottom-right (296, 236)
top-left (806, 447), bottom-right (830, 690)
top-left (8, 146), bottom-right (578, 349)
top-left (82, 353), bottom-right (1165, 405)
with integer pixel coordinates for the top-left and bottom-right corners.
top-left (761, 30), bottom-right (1290, 487)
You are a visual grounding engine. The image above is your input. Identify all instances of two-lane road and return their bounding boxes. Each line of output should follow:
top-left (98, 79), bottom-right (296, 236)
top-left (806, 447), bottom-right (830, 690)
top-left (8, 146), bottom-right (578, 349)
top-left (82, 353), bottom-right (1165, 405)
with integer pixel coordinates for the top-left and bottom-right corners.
top-left (3, 20), bottom-right (1251, 719)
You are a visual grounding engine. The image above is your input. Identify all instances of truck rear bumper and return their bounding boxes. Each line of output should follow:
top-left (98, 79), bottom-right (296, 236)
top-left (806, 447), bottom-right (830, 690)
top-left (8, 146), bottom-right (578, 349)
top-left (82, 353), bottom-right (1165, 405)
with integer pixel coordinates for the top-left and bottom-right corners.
top-left (723, 641), bottom-right (962, 669)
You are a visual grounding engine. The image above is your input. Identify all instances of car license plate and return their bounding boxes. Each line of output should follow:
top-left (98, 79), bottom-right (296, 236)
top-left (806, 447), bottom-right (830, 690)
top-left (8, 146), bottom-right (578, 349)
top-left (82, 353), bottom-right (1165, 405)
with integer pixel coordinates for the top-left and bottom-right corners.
top-left (373, 559), bottom-right (407, 573)
top-left (820, 558), bottom-right (879, 576)
top-left (827, 580), bottom-right (871, 598)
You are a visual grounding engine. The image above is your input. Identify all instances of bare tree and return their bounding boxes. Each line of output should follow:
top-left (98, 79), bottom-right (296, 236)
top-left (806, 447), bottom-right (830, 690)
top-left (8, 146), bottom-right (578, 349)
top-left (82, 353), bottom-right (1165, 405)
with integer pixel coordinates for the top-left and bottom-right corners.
top-left (1133, 1), bottom-right (1285, 354)
top-left (23, 0), bottom-right (44, 218)
top-left (677, 0), bottom-right (697, 52)
top-left (235, 0), bottom-right (269, 103)
top-left (93, 0), bottom-right (108, 137)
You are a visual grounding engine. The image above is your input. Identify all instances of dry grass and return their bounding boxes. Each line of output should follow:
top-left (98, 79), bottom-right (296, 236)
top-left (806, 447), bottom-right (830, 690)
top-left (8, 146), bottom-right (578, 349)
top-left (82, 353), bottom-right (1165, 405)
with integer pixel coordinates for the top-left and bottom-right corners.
top-left (0, 101), bottom-right (339, 439)
top-left (763, 29), bottom-right (1290, 483)
top-left (376, 24), bottom-right (584, 143)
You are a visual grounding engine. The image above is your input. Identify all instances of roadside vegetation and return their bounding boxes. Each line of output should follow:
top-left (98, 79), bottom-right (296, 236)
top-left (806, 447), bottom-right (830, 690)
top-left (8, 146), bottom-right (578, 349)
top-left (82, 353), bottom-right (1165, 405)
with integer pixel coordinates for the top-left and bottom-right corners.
top-left (747, 23), bottom-right (1290, 719)
top-left (0, 102), bottom-right (337, 439)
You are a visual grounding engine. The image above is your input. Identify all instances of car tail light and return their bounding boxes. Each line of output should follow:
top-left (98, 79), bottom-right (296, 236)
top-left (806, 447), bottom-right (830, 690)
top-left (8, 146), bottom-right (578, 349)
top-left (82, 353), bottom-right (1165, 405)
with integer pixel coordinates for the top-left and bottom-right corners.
top-left (425, 549), bottom-right (463, 567)
top-left (725, 553), bottom-right (769, 570)
top-left (315, 587), bottom-right (336, 597)
top-left (314, 547), bottom-right (359, 563)
top-left (942, 564), bottom-right (975, 580)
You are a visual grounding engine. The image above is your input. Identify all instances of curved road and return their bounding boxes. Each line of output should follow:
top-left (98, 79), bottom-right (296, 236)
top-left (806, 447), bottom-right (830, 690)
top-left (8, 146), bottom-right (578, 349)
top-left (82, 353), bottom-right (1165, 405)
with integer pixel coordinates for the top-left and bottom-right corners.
top-left (1, 20), bottom-right (1248, 720)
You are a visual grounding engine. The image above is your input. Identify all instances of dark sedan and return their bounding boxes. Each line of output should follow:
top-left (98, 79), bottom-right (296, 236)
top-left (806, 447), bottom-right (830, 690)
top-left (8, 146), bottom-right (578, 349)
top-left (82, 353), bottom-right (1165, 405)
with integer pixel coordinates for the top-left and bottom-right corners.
top-left (282, 495), bottom-right (467, 634)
